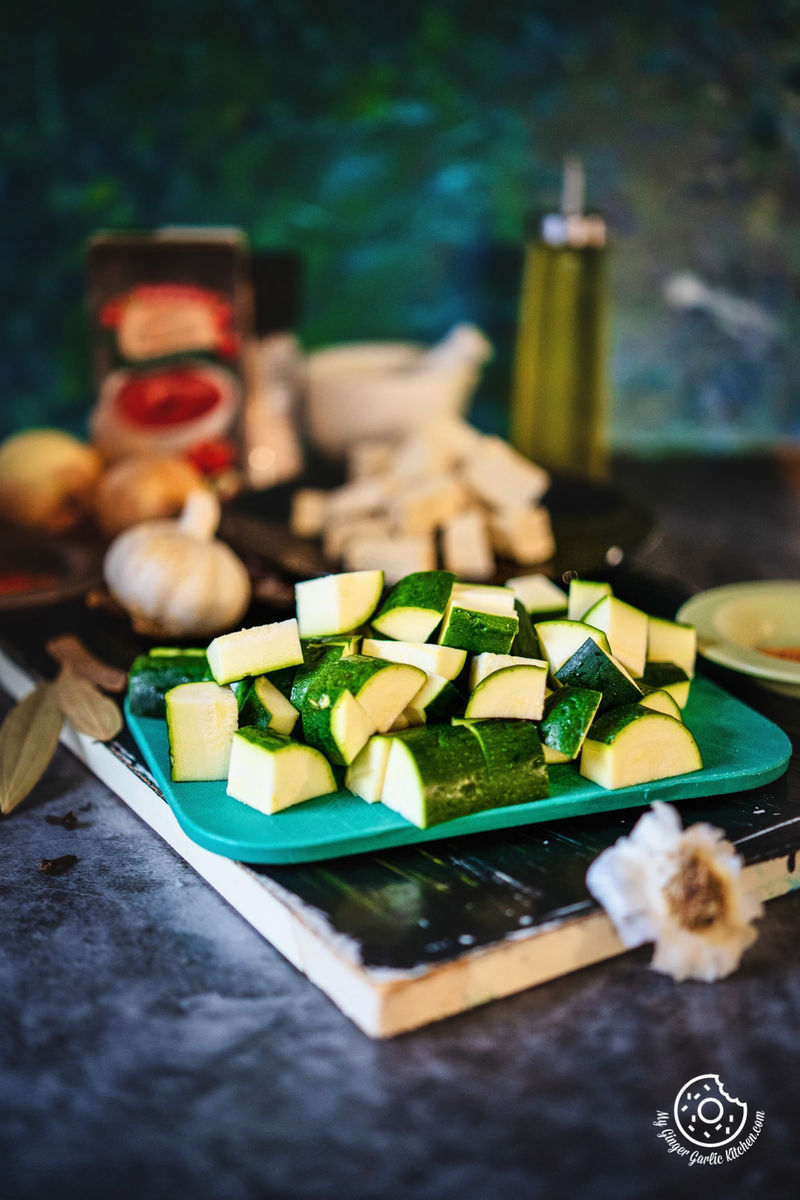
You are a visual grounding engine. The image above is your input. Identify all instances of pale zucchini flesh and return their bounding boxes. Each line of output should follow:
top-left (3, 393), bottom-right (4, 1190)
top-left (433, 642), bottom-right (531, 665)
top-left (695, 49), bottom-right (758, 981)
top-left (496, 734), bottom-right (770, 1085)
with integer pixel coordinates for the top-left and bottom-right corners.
top-left (647, 615), bottom-right (697, 679)
top-left (465, 664), bottom-right (547, 721)
top-left (344, 735), bottom-right (393, 803)
top-left (583, 595), bottom-right (649, 678)
top-left (361, 637), bottom-right (467, 681)
top-left (371, 570), bottom-right (455, 642)
top-left (567, 579), bottom-right (612, 622)
top-left (295, 570), bottom-right (384, 637)
top-left (505, 573), bottom-right (567, 617)
top-left (207, 620), bottom-right (303, 685)
top-left (237, 675), bottom-right (299, 736)
top-left (580, 708), bottom-right (702, 790)
top-left (534, 619), bottom-right (612, 675)
top-left (165, 681), bottom-right (239, 782)
top-left (227, 727), bottom-right (336, 814)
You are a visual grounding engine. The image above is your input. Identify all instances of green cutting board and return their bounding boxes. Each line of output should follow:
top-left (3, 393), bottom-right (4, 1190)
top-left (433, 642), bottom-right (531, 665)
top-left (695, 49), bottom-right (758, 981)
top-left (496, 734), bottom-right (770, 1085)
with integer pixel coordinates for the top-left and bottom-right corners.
top-left (125, 676), bottom-right (792, 864)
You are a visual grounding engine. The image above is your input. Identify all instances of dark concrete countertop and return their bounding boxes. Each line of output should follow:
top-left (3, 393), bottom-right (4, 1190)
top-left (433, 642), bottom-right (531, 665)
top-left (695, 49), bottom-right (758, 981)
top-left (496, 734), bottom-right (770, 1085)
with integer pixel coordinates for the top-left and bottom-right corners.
top-left (2, 455), bottom-right (799, 1200)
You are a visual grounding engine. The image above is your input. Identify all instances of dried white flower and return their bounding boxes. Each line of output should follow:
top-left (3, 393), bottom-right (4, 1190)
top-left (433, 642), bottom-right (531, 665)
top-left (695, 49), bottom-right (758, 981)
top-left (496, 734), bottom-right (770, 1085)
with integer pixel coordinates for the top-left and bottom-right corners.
top-left (586, 801), bottom-right (763, 982)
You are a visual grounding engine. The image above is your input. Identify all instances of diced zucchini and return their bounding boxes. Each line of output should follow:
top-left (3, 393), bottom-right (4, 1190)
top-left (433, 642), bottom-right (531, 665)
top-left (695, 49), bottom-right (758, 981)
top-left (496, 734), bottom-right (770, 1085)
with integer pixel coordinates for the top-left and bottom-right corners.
top-left (397, 674), bottom-right (461, 726)
top-left (301, 679), bottom-right (376, 766)
top-left (567, 579), bottom-right (612, 621)
top-left (165, 681), bottom-right (239, 781)
top-left (344, 734), bottom-right (393, 803)
top-left (149, 646), bottom-right (206, 658)
top-left (511, 598), bottom-right (541, 658)
top-left (319, 654), bottom-right (427, 734)
top-left (469, 652), bottom-right (548, 690)
top-left (583, 595), bottom-right (649, 677)
top-left (128, 652), bottom-right (211, 718)
top-left (302, 654), bottom-right (425, 749)
top-left (638, 662), bottom-right (691, 709)
top-left (370, 570), bottom-right (456, 642)
top-left (361, 637), bottom-right (467, 681)
top-left (461, 719), bottom-right (548, 804)
top-left (381, 722), bottom-right (547, 829)
top-left (380, 725), bottom-right (490, 828)
top-left (534, 619), bottom-right (612, 675)
top-left (638, 686), bottom-right (683, 721)
top-left (295, 569), bottom-right (384, 637)
top-left (438, 582), bottom-right (519, 654)
top-left (207, 620), bottom-right (303, 685)
top-left (647, 615), bottom-right (697, 679)
top-left (227, 727), bottom-right (336, 814)
top-left (290, 637), bottom-right (359, 710)
top-left (554, 638), bottom-right (643, 712)
top-left (465, 663), bottom-right (548, 721)
top-left (236, 675), bottom-right (299, 736)
top-left (580, 706), bottom-right (703, 790)
top-left (539, 686), bottom-right (602, 763)
top-left (505, 573), bottom-right (567, 619)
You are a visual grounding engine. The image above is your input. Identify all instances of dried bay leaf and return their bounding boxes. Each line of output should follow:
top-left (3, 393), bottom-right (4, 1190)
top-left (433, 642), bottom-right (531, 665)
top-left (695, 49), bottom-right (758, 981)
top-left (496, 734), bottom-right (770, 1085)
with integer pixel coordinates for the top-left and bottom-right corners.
top-left (56, 669), bottom-right (123, 742)
top-left (0, 683), bottom-right (64, 815)
top-left (46, 635), bottom-right (127, 693)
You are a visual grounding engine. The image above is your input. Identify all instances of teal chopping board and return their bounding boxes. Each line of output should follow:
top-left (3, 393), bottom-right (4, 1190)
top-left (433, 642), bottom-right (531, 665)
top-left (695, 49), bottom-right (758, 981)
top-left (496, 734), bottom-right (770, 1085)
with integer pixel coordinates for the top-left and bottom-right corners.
top-left (124, 676), bottom-right (792, 864)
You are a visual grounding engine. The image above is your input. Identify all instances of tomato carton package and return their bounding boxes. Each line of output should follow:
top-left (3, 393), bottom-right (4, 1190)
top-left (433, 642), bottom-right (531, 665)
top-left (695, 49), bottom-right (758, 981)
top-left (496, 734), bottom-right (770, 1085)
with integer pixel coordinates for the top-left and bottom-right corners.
top-left (87, 228), bottom-right (253, 485)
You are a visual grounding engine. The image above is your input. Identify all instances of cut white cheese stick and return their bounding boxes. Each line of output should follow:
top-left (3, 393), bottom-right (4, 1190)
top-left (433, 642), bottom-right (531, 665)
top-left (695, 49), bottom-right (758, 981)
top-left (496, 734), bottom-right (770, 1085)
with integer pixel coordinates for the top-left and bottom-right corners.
top-left (489, 506), bottom-right (555, 564)
top-left (361, 637), bottom-right (467, 680)
top-left (295, 570), bottom-right (384, 637)
top-left (324, 477), bottom-right (394, 524)
top-left (460, 436), bottom-right (550, 509)
top-left (289, 488), bottom-right (328, 539)
top-left (323, 516), bottom-right (392, 562)
top-left (207, 620), bottom-right (303, 685)
top-left (389, 415), bottom-right (484, 480)
top-left (389, 433), bottom-right (457, 482)
top-left (390, 475), bottom-right (466, 535)
top-left (441, 508), bottom-right (495, 581)
top-left (505, 573), bottom-right (567, 616)
top-left (342, 534), bottom-right (436, 586)
top-left (347, 439), bottom-right (394, 480)
top-left (469, 652), bottom-right (549, 690)
top-left (344, 734), bottom-right (394, 803)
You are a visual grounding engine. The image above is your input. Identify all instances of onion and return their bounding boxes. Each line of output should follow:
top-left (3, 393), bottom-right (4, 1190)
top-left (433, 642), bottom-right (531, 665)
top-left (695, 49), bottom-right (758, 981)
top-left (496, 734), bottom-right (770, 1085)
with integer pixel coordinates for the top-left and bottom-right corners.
top-left (94, 454), bottom-right (203, 538)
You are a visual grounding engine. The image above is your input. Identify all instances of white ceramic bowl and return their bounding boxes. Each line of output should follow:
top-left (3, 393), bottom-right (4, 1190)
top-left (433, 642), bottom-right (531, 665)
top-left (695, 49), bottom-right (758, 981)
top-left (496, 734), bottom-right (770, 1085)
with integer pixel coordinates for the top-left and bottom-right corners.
top-left (303, 342), bottom-right (481, 457)
top-left (677, 580), bottom-right (800, 697)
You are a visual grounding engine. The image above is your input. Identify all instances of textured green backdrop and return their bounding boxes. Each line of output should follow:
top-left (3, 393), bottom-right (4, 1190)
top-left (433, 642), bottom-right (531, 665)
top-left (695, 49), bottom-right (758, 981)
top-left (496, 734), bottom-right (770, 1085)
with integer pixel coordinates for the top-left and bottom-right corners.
top-left (3, 1), bottom-right (799, 448)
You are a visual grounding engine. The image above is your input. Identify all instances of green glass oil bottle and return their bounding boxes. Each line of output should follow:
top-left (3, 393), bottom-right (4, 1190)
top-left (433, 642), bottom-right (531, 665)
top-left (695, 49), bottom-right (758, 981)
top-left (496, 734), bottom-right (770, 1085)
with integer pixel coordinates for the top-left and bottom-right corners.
top-left (510, 158), bottom-right (609, 480)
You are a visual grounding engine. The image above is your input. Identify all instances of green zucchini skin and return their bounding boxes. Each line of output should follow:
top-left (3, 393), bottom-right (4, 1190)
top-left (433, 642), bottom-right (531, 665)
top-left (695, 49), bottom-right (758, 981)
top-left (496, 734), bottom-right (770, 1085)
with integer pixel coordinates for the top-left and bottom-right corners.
top-left (421, 678), bottom-right (464, 723)
top-left (439, 605), bottom-right (519, 655)
top-left (639, 661), bottom-right (689, 688)
top-left (385, 721), bottom-right (547, 828)
top-left (128, 653), bottom-right (212, 718)
top-left (236, 680), bottom-right (272, 731)
top-left (554, 638), bottom-right (643, 712)
top-left (371, 570), bottom-right (456, 641)
top-left (461, 719), bottom-right (548, 804)
top-left (290, 640), bottom-right (354, 710)
top-left (539, 686), bottom-right (602, 760)
top-left (511, 599), bottom-right (541, 658)
top-left (587, 703), bottom-right (662, 743)
top-left (235, 725), bottom-right (292, 752)
top-left (387, 725), bottom-right (491, 826)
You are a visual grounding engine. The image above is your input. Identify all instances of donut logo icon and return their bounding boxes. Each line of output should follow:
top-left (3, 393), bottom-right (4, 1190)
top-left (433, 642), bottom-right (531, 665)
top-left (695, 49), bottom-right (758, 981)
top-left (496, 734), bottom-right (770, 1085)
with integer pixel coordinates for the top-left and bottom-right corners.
top-left (673, 1075), bottom-right (748, 1148)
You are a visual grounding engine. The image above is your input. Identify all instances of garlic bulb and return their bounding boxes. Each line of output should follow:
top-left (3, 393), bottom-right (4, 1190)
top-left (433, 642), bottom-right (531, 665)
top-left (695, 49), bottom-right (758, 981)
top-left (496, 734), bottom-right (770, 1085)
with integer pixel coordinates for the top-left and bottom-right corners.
top-left (103, 489), bottom-right (251, 637)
